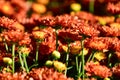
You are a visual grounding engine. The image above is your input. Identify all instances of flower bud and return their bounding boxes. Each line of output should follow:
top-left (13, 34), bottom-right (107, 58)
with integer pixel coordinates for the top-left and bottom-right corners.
top-left (104, 78), bottom-right (110, 80)
top-left (32, 3), bottom-right (46, 14)
top-left (45, 60), bottom-right (53, 67)
top-left (3, 57), bottom-right (12, 65)
top-left (37, 0), bottom-right (49, 5)
top-left (53, 61), bottom-right (66, 72)
top-left (52, 50), bottom-right (61, 59)
top-left (70, 3), bottom-right (81, 12)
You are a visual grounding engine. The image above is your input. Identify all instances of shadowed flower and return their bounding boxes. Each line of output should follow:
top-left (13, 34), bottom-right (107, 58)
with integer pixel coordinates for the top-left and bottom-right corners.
top-left (70, 41), bottom-right (81, 54)
top-left (112, 64), bottom-right (120, 78)
top-left (19, 32), bottom-right (31, 46)
top-left (39, 27), bottom-right (56, 55)
top-left (58, 29), bottom-right (82, 42)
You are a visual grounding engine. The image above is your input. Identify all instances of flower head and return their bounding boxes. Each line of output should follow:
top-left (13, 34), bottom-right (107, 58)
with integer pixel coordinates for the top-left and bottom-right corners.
top-left (1, 29), bottom-right (24, 43)
top-left (85, 61), bottom-right (112, 78)
top-left (32, 30), bottom-right (46, 41)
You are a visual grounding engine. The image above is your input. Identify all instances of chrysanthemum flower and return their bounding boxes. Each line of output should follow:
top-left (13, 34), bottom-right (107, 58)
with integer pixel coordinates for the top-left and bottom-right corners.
top-left (0, 16), bottom-right (24, 31)
top-left (27, 67), bottom-right (73, 80)
top-left (85, 61), bottom-right (112, 78)
top-left (1, 29), bottom-right (24, 43)
top-left (32, 30), bottom-right (47, 41)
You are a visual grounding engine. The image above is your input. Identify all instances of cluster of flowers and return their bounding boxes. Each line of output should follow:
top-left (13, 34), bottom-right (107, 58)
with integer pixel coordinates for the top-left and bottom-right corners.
top-left (0, 0), bottom-right (119, 80)
top-left (0, 10), bottom-right (119, 79)
top-left (0, 67), bottom-right (73, 80)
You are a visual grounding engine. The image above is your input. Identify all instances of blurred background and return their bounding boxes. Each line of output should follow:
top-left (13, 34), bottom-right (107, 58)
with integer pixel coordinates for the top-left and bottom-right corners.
top-left (0, 0), bottom-right (119, 17)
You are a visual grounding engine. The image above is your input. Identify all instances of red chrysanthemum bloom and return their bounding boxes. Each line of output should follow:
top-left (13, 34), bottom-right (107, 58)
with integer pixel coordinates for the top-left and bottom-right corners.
top-left (39, 27), bottom-right (56, 55)
top-left (99, 25), bottom-right (120, 36)
top-left (78, 24), bottom-right (100, 37)
top-left (107, 2), bottom-right (120, 14)
top-left (27, 67), bottom-right (73, 80)
top-left (1, 29), bottom-right (31, 46)
top-left (85, 61), bottom-right (112, 78)
top-left (58, 29), bottom-right (82, 42)
top-left (34, 16), bottom-right (55, 27)
top-left (85, 37), bottom-right (108, 51)
top-left (1, 29), bottom-right (24, 43)
top-left (0, 16), bottom-right (24, 31)
top-left (75, 11), bottom-right (96, 22)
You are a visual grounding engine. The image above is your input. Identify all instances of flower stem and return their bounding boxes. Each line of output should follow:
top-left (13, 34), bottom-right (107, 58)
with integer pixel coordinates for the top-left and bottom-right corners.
top-left (3, 39), bottom-right (8, 52)
top-left (55, 29), bottom-right (58, 50)
top-left (18, 52), bottom-right (24, 70)
top-left (81, 38), bottom-right (85, 80)
top-left (65, 41), bottom-right (70, 76)
top-left (87, 50), bottom-right (96, 62)
top-left (75, 55), bottom-right (79, 71)
top-left (23, 54), bottom-right (29, 73)
top-left (12, 43), bottom-right (15, 74)
top-left (89, 0), bottom-right (95, 13)
top-left (78, 61), bottom-right (81, 74)
top-left (35, 43), bottom-right (39, 64)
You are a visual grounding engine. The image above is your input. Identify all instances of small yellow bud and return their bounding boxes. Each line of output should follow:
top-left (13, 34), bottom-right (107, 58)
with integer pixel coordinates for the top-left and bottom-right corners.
top-left (53, 61), bottom-right (66, 72)
top-left (32, 26), bottom-right (40, 31)
top-left (70, 3), bottom-right (81, 12)
top-left (104, 78), bottom-right (110, 80)
top-left (32, 3), bottom-right (46, 14)
top-left (52, 50), bottom-right (61, 59)
top-left (45, 60), bottom-right (53, 67)
top-left (3, 57), bottom-right (12, 65)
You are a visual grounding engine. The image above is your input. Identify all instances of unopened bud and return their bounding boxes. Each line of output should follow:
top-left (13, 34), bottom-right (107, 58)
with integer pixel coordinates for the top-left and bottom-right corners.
top-left (3, 57), bottom-right (12, 65)
top-left (104, 78), bottom-right (110, 80)
top-left (70, 3), bottom-right (81, 12)
top-left (45, 60), bottom-right (53, 67)
top-left (52, 50), bottom-right (61, 59)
